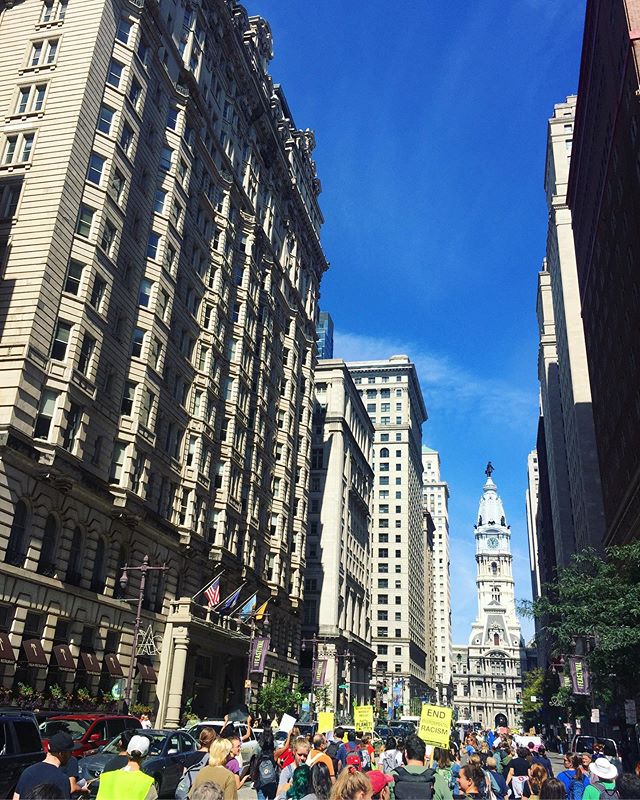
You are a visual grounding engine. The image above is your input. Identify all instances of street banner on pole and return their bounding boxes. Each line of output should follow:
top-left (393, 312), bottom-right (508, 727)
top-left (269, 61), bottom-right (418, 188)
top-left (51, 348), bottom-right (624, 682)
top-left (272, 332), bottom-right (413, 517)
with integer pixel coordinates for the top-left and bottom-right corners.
top-left (418, 703), bottom-right (453, 748)
top-left (569, 656), bottom-right (591, 696)
top-left (354, 705), bottom-right (374, 732)
top-left (312, 659), bottom-right (328, 686)
top-left (249, 635), bottom-right (270, 674)
top-left (318, 711), bottom-right (335, 734)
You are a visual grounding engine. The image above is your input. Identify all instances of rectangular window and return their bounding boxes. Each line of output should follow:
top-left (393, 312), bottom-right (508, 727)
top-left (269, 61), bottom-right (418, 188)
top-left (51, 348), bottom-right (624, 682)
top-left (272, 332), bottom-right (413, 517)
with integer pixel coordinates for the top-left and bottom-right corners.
top-left (166, 107), bottom-right (178, 130)
top-left (107, 59), bottom-right (124, 88)
top-left (128, 77), bottom-right (142, 109)
top-left (3, 133), bottom-right (35, 164)
top-left (100, 220), bottom-right (117, 255)
top-left (63, 260), bottom-right (83, 295)
top-left (138, 278), bottom-right (153, 307)
top-left (109, 441), bottom-right (127, 484)
top-left (137, 38), bottom-right (148, 65)
top-left (157, 287), bottom-right (170, 322)
top-left (159, 146), bottom-right (173, 171)
top-left (139, 387), bottom-right (155, 427)
top-left (77, 332), bottom-right (95, 375)
top-left (111, 169), bottom-right (125, 203)
top-left (0, 182), bottom-right (21, 220)
top-left (116, 18), bottom-right (132, 45)
top-left (146, 231), bottom-right (160, 259)
top-left (119, 122), bottom-right (133, 155)
top-left (131, 327), bottom-right (145, 358)
top-left (50, 320), bottom-right (71, 360)
top-left (89, 274), bottom-right (106, 310)
top-left (76, 204), bottom-right (94, 238)
top-left (34, 389), bottom-right (58, 439)
top-left (97, 104), bottom-right (115, 135)
top-left (87, 152), bottom-right (106, 185)
top-left (154, 188), bottom-right (167, 213)
top-left (121, 381), bottom-right (136, 416)
top-left (61, 403), bottom-right (82, 451)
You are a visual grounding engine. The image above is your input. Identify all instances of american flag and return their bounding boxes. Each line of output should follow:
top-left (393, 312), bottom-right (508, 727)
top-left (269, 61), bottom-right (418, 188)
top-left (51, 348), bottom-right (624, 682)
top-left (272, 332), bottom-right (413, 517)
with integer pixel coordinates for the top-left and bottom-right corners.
top-left (204, 577), bottom-right (221, 607)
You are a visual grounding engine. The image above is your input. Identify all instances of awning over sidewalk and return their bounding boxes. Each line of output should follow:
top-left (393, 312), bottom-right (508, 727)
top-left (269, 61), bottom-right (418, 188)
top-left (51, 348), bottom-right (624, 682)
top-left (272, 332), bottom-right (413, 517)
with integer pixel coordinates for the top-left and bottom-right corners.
top-left (137, 660), bottom-right (157, 683)
top-left (80, 651), bottom-right (101, 675)
top-left (52, 644), bottom-right (75, 672)
top-left (104, 653), bottom-right (124, 677)
top-left (0, 633), bottom-right (16, 664)
top-left (22, 638), bottom-right (47, 667)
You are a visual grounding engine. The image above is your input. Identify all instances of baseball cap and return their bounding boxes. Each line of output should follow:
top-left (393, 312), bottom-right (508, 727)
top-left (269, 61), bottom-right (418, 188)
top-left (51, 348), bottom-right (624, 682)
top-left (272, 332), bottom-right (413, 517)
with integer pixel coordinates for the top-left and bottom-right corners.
top-left (127, 735), bottom-right (151, 756)
top-left (48, 731), bottom-right (74, 752)
top-left (368, 770), bottom-right (394, 796)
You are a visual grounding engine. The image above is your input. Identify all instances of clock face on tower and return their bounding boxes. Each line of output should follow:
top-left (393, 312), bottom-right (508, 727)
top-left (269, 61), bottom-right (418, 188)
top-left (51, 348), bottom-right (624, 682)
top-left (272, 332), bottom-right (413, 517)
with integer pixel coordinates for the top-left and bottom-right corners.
top-left (487, 536), bottom-right (499, 549)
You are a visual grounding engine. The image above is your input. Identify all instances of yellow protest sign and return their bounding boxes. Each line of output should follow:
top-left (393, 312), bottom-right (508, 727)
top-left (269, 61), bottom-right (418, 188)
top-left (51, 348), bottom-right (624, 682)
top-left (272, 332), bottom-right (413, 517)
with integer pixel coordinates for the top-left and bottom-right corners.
top-left (353, 705), bottom-right (375, 732)
top-left (417, 703), bottom-right (452, 748)
top-left (317, 711), bottom-right (335, 734)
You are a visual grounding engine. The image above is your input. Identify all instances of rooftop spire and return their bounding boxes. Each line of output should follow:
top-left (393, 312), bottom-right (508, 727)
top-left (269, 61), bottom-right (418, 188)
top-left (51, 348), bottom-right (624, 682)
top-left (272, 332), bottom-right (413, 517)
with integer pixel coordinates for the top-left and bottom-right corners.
top-left (477, 462), bottom-right (508, 528)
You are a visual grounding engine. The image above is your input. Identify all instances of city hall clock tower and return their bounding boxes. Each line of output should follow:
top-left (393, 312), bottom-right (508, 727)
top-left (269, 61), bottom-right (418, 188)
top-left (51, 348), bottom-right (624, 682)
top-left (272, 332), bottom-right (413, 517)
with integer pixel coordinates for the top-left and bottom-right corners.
top-left (453, 464), bottom-right (526, 728)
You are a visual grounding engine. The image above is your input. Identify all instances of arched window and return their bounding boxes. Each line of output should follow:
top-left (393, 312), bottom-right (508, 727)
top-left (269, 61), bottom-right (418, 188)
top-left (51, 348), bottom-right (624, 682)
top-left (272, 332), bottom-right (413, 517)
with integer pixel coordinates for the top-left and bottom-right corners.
top-left (66, 527), bottom-right (83, 585)
top-left (494, 633), bottom-right (500, 646)
top-left (6, 501), bottom-right (27, 566)
top-left (90, 537), bottom-right (106, 593)
top-left (380, 447), bottom-right (389, 458)
top-left (113, 545), bottom-right (127, 597)
top-left (37, 515), bottom-right (58, 576)
top-left (491, 562), bottom-right (498, 575)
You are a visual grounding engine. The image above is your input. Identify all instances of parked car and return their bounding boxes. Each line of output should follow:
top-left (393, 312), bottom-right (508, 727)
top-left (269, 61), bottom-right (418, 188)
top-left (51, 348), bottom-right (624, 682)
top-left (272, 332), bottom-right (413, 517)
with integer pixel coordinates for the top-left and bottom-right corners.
top-left (0, 709), bottom-right (45, 799)
top-left (78, 729), bottom-right (201, 798)
top-left (570, 734), bottom-right (619, 758)
top-left (184, 720), bottom-right (260, 767)
top-left (39, 713), bottom-right (141, 757)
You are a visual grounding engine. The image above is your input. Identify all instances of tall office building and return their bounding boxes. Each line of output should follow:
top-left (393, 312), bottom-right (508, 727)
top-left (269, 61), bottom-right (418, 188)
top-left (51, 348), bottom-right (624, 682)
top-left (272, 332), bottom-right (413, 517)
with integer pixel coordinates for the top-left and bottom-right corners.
top-left (543, 96), bottom-right (605, 551)
top-left (568, 1), bottom-right (640, 546)
top-left (347, 355), bottom-right (430, 713)
top-left (0, 0), bottom-right (327, 724)
top-left (316, 310), bottom-right (333, 360)
top-left (302, 360), bottom-right (375, 714)
top-left (422, 446), bottom-right (452, 704)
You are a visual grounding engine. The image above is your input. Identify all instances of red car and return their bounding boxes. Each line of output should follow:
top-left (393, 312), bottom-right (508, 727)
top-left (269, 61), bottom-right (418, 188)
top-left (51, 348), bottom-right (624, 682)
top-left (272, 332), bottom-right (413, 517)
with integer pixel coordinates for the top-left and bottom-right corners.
top-left (39, 714), bottom-right (141, 757)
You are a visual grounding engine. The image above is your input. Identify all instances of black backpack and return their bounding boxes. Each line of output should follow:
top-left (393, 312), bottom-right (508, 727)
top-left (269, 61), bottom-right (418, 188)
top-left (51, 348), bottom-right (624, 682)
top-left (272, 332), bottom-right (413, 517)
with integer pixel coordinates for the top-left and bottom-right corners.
top-left (393, 767), bottom-right (435, 800)
top-left (326, 741), bottom-right (340, 772)
top-left (256, 755), bottom-right (278, 788)
top-left (591, 782), bottom-right (620, 800)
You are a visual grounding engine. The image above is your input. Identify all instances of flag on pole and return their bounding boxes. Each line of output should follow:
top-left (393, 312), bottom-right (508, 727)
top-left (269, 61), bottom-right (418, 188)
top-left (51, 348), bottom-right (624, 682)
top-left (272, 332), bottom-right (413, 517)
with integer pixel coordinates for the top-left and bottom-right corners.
top-left (236, 592), bottom-right (258, 619)
top-left (254, 599), bottom-right (269, 622)
top-left (215, 583), bottom-right (245, 615)
top-left (191, 570), bottom-right (224, 604)
top-left (204, 576), bottom-right (221, 607)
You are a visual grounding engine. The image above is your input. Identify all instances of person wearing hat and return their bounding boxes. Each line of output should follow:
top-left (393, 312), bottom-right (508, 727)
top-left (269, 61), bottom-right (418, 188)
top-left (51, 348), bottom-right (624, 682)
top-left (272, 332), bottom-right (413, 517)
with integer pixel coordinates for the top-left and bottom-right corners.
top-left (368, 770), bottom-right (393, 800)
top-left (582, 758), bottom-right (619, 800)
top-left (13, 730), bottom-right (74, 799)
top-left (96, 734), bottom-right (157, 800)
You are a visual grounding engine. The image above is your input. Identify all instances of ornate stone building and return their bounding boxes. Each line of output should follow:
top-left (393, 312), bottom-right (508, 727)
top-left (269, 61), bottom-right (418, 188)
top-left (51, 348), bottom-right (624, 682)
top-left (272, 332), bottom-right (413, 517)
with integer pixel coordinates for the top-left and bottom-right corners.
top-left (302, 359), bottom-right (375, 716)
top-left (452, 467), bottom-right (526, 728)
top-left (0, 0), bottom-right (327, 723)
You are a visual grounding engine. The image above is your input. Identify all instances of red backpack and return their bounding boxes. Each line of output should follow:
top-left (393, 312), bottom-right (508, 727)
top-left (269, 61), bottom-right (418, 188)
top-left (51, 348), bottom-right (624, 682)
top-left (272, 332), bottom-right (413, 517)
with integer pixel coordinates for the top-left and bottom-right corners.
top-left (345, 742), bottom-right (363, 771)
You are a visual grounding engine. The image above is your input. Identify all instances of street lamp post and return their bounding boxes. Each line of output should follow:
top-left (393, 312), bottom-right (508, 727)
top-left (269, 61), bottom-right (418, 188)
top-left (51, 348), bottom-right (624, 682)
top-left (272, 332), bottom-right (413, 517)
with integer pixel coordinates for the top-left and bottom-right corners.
top-left (119, 555), bottom-right (168, 711)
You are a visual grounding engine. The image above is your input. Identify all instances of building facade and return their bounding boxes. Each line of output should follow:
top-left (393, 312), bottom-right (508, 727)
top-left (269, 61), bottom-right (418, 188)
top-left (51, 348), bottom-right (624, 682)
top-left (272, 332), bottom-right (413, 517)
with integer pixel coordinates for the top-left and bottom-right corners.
top-left (316, 311), bottom-right (333, 360)
top-left (422, 446), bottom-right (452, 704)
top-left (543, 96), bottom-right (605, 552)
top-left (453, 467), bottom-right (526, 728)
top-left (347, 355), bottom-right (430, 714)
top-left (567, 0), bottom-right (640, 546)
top-left (302, 359), bottom-right (375, 716)
top-left (0, 0), bottom-right (327, 724)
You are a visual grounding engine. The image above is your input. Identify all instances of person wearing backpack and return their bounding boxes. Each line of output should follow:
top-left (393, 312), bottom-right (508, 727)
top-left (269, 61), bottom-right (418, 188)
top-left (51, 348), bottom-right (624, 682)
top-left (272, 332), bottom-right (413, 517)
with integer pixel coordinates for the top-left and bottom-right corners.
top-left (390, 734), bottom-right (436, 800)
top-left (337, 732), bottom-right (364, 773)
top-left (379, 737), bottom-right (403, 775)
top-left (251, 731), bottom-right (280, 800)
top-left (432, 747), bottom-right (454, 800)
top-left (582, 759), bottom-right (620, 800)
top-left (326, 728), bottom-right (345, 775)
top-left (557, 754), bottom-right (589, 800)
top-left (175, 727), bottom-right (215, 799)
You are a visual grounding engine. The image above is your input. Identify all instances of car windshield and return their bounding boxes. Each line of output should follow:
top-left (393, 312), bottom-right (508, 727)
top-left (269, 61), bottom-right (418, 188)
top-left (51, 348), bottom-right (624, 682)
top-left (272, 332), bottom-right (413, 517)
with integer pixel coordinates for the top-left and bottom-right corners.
top-left (102, 732), bottom-right (167, 757)
top-left (40, 719), bottom-right (91, 739)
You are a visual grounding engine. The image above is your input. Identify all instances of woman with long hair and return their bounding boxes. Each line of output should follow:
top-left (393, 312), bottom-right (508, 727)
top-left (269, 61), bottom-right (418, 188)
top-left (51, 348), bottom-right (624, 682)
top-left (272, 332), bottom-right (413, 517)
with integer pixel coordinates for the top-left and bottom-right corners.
top-left (331, 769), bottom-right (372, 800)
top-left (523, 763), bottom-right (548, 800)
top-left (539, 779), bottom-right (567, 800)
top-left (191, 739), bottom-right (238, 800)
top-left (311, 762), bottom-right (332, 800)
top-left (287, 765), bottom-right (315, 800)
top-left (252, 730), bottom-right (279, 800)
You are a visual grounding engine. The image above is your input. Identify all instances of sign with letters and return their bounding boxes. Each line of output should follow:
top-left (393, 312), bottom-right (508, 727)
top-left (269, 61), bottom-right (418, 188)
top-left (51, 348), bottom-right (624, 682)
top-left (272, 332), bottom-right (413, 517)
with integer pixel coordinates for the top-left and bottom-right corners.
top-left (249, 635), bottom-right (270, 674)
top-left (418, 703), bottom-right (453, 748)
top-left (312, 659), bottom-right (328, 687)
top-left (569, 656), bottom-right (591, 696)
top-left (353, 705), bottom-right (374, 732)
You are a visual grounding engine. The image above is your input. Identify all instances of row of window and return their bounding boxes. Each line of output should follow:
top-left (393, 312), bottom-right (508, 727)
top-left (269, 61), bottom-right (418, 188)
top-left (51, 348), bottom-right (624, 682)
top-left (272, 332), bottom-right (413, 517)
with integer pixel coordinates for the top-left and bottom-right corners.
top-left (354, 375), bottom-right (404, 385)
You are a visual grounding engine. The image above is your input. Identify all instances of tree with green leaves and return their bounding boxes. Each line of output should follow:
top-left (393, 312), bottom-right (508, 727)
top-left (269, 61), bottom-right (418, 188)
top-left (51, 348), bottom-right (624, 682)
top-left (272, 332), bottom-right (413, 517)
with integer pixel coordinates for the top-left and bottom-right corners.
top-left (257, 676), bottom-right (304, 719)
top-left (523, 541), bottom-right (640, 708)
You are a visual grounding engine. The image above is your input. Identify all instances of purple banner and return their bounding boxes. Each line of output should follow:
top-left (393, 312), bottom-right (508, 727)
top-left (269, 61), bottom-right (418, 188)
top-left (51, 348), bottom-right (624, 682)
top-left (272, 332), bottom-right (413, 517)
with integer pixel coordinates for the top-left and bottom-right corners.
top-left (249, 635), bottom-right (270, 674)
top-left (569, 656), bottom-right (591, 696)
top-left (312, 658), bottom-right (328, 687)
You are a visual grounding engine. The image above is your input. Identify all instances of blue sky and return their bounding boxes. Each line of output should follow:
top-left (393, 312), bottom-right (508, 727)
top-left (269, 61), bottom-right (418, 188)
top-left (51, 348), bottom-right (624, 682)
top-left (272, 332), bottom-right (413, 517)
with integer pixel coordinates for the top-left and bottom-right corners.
top-left (244, 1), bottom-right (585, 641)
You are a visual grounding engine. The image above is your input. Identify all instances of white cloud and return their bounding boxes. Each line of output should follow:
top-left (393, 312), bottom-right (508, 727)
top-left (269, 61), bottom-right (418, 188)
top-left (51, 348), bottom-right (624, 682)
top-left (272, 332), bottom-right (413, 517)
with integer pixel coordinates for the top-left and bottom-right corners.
top-left (334, 330), bottom-right (536, 430)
